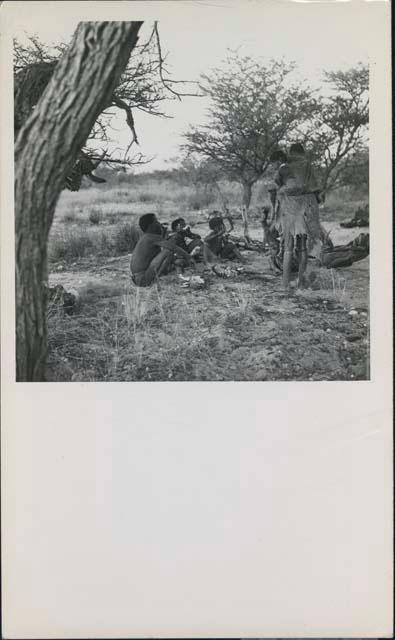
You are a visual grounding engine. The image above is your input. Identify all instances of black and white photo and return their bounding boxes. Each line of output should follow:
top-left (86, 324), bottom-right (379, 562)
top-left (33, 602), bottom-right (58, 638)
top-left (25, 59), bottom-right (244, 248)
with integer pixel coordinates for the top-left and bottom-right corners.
top-left (13, 4), bottom-right (370, 382)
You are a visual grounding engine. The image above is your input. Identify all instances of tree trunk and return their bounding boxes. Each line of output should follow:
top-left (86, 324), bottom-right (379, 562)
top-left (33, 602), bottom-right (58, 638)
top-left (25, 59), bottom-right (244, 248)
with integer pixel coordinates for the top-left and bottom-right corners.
top-left (241, 181), bottom-right (253, 245)
top-left (15, 21), bottom-right (142, 381)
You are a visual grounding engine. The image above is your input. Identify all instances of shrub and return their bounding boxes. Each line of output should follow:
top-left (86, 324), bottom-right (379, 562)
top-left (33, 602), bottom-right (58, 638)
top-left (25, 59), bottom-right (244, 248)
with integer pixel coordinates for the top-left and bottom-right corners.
top-left (106, 213), bottom-right (119, 225)
top-left (138, 191), bottom-right (155, 203)
top-left (63, 211), bottom-right (77, 224)
top-left (113, 222), bottom-right (141, 254)
top-left (98, 230), bottom-right (114, 256)
top-left (89, 210), bottom-right (102, 225)
top-left (187, 189), bottom-right (216, 211)
top-left (49, 230), bottom-right (96, 263)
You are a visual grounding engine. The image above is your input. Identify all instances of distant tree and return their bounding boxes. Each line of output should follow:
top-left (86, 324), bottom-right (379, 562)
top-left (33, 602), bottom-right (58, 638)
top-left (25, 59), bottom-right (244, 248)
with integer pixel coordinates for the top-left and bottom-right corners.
top-left (338, 146), bottom-right (369, 194)
top-left (303, 64), bottom-right (369, 195)
top-left (182, 52), bottom-right (317, 242)
top-left (175, 155), bottom-right (228, 209)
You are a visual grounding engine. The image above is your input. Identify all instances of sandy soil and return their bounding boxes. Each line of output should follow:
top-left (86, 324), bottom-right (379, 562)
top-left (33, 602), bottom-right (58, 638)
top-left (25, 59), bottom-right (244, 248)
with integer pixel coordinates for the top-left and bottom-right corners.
top-left (47, 222), bottom-right (369, 382)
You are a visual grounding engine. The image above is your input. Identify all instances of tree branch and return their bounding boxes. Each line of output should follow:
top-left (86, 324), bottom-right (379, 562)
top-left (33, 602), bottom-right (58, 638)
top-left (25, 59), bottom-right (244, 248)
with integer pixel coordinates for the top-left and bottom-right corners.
top-left (112, 95), bottom-right (139, 144)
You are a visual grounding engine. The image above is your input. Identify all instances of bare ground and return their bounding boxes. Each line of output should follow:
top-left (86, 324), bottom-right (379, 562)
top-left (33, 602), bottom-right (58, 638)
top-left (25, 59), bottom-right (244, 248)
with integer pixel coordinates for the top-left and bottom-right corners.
top-left (47, 222), bottom-right (369, 382)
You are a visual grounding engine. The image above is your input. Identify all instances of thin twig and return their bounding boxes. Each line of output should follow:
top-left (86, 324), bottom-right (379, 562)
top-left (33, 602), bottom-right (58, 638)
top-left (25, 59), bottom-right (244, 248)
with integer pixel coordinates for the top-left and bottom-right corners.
top-left (153, 21), bottom-right (202, 99)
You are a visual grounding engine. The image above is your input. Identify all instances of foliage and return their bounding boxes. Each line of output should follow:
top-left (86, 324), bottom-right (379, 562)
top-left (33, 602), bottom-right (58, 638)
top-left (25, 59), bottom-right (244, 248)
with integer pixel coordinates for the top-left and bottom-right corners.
top-left (182, 52), bottom-right (317, 196)
top-left (303, 64), bottom-right (369, 193)
top-left (88, 210), bottom-right (102, 225)
top-left (13, 26), bottom-right (200, 168)
top-left (339, 147), bottom-right (369, 194)
top-left (113, 222), bottom-right (140, 254)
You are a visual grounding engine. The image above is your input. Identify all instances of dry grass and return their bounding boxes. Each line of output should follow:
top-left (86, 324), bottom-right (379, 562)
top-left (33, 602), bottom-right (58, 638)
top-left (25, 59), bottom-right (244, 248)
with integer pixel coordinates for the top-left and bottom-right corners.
top-left (47, 277), bottom-right (259, 382)
top-left (46, 172), bottom-right (369, 382)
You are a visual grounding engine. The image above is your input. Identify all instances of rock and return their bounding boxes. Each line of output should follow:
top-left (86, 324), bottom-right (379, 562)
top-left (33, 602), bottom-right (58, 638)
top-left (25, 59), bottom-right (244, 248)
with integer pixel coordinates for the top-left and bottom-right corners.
top-left (346, 334), bottom-right (362, 342)
top-left (349, 310), bottom-right (358, 316)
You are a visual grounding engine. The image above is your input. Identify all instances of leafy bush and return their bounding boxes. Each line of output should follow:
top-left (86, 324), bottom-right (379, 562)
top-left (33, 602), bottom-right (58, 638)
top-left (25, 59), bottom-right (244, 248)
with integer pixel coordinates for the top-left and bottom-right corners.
top-left (49, 231), bottom-right (96, 262)
top-left (187, 189), bottom-right (216, 211)
top-left (138, 192), bottom-right (155, 203)
top-left (63, 211), bottom-right (77, 224)
top-left (98, 230), bottom-right (114, 256)
top-left (113, 223), bottom-right (141, 254)
top-left (89, 210), bottom-right (102, 225)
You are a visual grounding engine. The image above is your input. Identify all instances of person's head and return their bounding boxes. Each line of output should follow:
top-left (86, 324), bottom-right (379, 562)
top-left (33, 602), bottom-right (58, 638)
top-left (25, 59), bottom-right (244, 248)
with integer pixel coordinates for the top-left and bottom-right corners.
top-left (139, 213), bottom-right (162, 235)
top-left (289, 142), bottom-right (305, 158)
top-left (171, 217), bottom-right (186, 232)
top-left (209, 216), bottom-right (224, 231)
top-left (270, 149), bottom-right (288, 165)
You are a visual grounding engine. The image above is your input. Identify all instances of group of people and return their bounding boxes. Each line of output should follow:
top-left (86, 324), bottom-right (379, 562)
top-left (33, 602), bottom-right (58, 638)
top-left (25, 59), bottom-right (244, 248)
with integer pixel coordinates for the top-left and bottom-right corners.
top-left (130, 211), bottom-right (244, 287)
top-left (130, 142), bottom-right (325, 292)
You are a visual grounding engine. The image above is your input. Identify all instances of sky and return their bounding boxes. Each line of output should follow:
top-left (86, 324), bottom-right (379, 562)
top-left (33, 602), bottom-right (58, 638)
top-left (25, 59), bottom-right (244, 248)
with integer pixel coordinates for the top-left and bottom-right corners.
top-left (4, 0), bottom-right (384, 171)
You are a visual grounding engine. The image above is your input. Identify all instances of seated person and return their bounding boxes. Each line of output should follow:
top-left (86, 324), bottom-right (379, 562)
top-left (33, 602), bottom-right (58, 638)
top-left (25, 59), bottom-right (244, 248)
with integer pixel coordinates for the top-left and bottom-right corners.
top-left (130, 213), bottom-right (195, 287)
top-left (204, 215), bottom-right (245, 262)
top-left (169, 217), bottom-right (203, 257)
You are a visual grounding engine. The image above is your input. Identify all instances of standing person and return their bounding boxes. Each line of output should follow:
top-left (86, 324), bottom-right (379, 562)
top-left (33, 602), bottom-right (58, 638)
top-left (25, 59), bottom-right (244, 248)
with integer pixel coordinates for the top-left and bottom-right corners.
top-left (130, 213), bottom-right (194, 287)
top-left (267, 149), bottom-right (288, 229)
top-left (275, 143), bottom-right (322, 292)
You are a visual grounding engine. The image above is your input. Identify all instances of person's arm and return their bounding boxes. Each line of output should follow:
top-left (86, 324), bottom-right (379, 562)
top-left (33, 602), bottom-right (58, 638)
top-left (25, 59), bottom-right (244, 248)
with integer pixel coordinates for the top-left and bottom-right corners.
top-left (268, 188), bottom-right (277, 210)
top-left (156, 238), bottom-right (194, 261)
top-left (184, 227), bottom-right (201, 240)
top-left (275, 164), bottom-right (288, 188)
top-left (204, 229), bottom-right (225, 242)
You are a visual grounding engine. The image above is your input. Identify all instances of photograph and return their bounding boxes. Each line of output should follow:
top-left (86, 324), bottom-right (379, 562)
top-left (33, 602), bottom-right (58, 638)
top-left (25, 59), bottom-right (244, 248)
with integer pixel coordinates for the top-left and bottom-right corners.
top-left (12, 2), bottom-right (371, 382)
top-left (1, 2), bottom-right (392, 639)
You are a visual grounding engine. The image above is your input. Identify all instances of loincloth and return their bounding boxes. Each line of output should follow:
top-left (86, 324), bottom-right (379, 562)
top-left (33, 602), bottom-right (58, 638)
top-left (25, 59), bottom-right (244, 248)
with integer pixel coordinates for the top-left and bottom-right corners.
top-left (278, 192), bottom-right (322, 257)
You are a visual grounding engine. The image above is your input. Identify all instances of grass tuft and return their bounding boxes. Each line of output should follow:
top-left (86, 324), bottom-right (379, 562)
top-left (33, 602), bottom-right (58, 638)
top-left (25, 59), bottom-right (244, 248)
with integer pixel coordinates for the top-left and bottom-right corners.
top-left (88, 210), bottom-right (102, 225)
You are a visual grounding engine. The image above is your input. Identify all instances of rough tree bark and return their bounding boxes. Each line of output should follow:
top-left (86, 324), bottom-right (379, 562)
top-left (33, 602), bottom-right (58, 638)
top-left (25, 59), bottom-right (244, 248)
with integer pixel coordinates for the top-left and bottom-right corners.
top-left (15, 21), bottom-right (143, 381)
top-left (241, 181), bottom-right (253, 246)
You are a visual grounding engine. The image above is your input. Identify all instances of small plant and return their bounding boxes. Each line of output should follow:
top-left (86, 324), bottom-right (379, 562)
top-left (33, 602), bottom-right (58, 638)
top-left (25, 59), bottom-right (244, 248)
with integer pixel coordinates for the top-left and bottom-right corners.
top-left (187, 189), bottom-right (216, 211)
top-left (330, 268), bottom-right (347, 302)
top-left (122, 288), bottom-right (152, 332)
top-left (113, 222), bottom-right (141, 254)
top-left (98, 230), bottom-right (114, 256)
top-left (89, 210), bottom-right (102, 225)
top-left (188, 195), bottom-right (202, 211)
top-left (63, 211), bottom-right (77, 224)
top-left (106, 213), bottom-right (119, 225)
top-left (49, 230), bottom-right (95, 263)
top-left (138, 191), bottom-right (154, 203)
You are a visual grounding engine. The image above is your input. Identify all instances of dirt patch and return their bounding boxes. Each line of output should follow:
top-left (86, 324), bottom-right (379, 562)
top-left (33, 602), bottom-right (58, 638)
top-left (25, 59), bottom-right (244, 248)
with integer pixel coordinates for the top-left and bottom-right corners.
top-left (46, 221), bottom-right (369, 382)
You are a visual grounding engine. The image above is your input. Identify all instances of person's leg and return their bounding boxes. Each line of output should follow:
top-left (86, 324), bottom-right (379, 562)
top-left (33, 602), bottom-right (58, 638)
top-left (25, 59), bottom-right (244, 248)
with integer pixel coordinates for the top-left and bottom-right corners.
top-left (141, 249), bottom-right (174, 284)
top-left (186, 238), bottom-right (202, 253)
top-left (173, 256), bottom-right (187, 274)
top-left (203, 242), bottom-right (218, 265)
top-left (222, 241), bottom-right (245, 262)
top-left (230, 242), bottom-right (246, 262)
top-left (282, 234), bottom-right (294, 292)
top-left (297, 234), bottom-right (308, 288)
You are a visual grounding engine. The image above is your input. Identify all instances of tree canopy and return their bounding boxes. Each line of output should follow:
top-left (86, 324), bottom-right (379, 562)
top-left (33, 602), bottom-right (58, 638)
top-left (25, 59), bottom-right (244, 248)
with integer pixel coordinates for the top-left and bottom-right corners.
top-left (14, 25), bottom-right (200, 170)
top-left (182, 53), bottom-right (369, 228)
top-left (183, 52), bottom-right (317, 192)
top-left (304, 64), bottom-right (369, 194)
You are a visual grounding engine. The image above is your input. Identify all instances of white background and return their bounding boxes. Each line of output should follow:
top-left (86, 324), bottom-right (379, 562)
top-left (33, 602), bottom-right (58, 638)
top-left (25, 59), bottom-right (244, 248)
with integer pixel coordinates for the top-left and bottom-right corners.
top-left (1, 1), bottom-right (393, 637)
